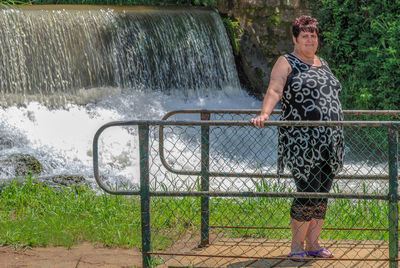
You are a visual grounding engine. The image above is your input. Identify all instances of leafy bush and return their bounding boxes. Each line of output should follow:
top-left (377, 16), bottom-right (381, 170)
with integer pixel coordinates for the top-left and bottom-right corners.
top-left (0, 0), bottom-right (30, 6)
top-left (312, 0), bottom-right (400, 110)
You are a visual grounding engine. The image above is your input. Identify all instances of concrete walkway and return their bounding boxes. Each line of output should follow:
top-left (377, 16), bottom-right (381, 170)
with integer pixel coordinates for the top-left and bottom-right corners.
top-left (157, 238), bottom-right (394, 267)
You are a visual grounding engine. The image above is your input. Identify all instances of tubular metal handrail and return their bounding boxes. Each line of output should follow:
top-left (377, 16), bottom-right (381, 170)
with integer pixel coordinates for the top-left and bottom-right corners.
top-left (92, 112), bottom-right (400, 268)
top-left (93, 118), bottom-right (400, 195)
top-left (158, 109), bottom-right (400, 181)
top-left (161, 109), bottom-right (400, 119)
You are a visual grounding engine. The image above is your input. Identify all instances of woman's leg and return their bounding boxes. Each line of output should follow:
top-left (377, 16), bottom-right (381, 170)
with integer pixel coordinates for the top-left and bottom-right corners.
top-left (290, 170), bottom-right (313, 253)
top-left (290, 218), bottom-right (310, 252)
top-left (305, 218), bottom-right (324, 251)
top-left (305, 160), bottom-right (335, 255)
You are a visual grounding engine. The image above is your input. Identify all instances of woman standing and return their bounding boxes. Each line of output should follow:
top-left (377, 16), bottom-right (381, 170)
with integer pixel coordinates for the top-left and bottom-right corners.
top-left (251, 15), bottom-right (344, 261)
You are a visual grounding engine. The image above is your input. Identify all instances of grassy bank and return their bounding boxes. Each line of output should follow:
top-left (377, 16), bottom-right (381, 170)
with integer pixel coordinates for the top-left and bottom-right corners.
top-left (0, 177), bottom-right (390, 250)
top-left (0, 178), bottom-right (142, 248)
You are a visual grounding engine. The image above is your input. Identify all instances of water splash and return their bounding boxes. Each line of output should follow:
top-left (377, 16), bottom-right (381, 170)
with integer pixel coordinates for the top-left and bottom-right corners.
top-left (0, 89), bottom-right (261, 184)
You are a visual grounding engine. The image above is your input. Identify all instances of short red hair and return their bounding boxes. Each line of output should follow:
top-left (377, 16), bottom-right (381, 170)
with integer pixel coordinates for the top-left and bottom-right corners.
top-left (292, 15), bottom-right (319, 38)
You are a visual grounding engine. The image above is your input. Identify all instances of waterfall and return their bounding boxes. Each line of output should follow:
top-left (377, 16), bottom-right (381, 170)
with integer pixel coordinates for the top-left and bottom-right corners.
top-left (0, 6), bottom-right (380, 194)
top-left (0, 6), bottom-right (265, 187)
top-left (0, 6), bottom-right (240, 105)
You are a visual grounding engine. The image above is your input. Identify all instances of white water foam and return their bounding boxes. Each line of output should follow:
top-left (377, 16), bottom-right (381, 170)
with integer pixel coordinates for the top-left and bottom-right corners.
top-left (0, 88), bottom-right (391, 194)
top-left (0, 88), bottom-right (261, 186)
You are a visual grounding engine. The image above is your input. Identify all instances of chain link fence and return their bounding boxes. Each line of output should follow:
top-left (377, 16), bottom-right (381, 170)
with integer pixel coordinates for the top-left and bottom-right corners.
top-left (93, 110), bottom-right (400, 267)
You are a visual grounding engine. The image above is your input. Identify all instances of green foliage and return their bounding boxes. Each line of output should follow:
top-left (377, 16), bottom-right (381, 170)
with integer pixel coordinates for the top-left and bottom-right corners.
top-left (211, 196), bottom-right (388, 241)
top-left (222, 16), bottom-right (242, 56)
top-left (0, 178), bottom-right (200, 249)
top-left (312, 0), bottom-right (400, 110)
top-left (0, 0), bottom-right (30, 7)
top-left (0, 178), bottom-right (142, 248)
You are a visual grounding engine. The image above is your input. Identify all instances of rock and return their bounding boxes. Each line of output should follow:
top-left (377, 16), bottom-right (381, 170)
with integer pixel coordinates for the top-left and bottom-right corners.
top-left (217, 0), bottom-right (312, 97)
top-left (46, 175), bottom-right (87, 187)
top-left (3, 154), bottom-right (42, 176)
top-left (0, 174), bottom-right (90, 191)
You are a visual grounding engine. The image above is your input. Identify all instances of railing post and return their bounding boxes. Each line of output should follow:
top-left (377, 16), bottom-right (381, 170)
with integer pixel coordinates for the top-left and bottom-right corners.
top-left (139, 124), bottom-right (151, 268)
top-left (200, 112), bottom-right (210, 247)
top-left (388, 126), bottom-right (399, 268)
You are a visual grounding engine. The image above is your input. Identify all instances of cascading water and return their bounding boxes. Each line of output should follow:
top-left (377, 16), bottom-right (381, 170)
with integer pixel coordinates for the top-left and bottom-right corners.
top-left (0, 7), bottom-right (241, 105)
top-left (0, 6), bottom-right (266, 189)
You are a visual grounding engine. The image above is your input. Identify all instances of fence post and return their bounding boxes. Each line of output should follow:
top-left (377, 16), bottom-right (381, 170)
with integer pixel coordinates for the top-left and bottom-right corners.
top-left (139, 124), bottom-right (151, 268)
top-left (200, 112), bottom-right (210, 247)
top-left (388, 126), bottom-right (399, 268)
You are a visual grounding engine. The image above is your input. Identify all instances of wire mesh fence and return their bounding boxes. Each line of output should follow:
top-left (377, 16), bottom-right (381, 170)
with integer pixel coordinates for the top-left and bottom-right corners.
top-left (93, 110), bottom-right (399, 267)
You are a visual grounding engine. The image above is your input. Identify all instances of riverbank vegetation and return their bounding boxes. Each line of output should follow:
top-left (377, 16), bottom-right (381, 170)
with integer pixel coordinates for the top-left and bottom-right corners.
top-left (313, 0), bottom-right (400, 111)
top-left (0, 178), bottom-right (389, 249)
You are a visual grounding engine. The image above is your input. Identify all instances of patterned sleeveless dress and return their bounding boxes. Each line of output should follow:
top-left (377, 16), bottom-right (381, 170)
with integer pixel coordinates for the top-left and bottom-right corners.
top-left (278, 53), bottom-right (344, 180)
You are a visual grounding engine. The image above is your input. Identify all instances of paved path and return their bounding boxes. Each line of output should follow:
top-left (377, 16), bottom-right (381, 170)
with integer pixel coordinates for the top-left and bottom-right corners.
top-left (158, 238), bottom-right (393, 267)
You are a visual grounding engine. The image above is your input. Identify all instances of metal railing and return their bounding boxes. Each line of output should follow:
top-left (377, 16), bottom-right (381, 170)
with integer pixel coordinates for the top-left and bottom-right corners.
top-left (93, 110), bottom-right (400, 267)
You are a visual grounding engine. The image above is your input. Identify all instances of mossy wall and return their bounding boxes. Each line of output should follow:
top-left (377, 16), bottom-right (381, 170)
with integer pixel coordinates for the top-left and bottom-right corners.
top-left (217, 0), bottom-right (311, 97)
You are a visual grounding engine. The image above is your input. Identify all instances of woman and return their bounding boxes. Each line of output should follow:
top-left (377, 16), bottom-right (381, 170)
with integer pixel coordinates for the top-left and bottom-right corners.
top-left (251, 15), bottom-right (344, 260)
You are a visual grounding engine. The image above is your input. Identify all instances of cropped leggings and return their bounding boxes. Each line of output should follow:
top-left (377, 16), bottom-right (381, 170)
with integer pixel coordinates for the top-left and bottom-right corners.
top-left (290, 159), bottom-right (335, 222)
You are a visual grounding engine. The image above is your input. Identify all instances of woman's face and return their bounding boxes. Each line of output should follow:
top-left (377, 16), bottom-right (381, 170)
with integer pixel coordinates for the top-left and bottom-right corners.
top-left (293, 30), bottom-right (318, 56)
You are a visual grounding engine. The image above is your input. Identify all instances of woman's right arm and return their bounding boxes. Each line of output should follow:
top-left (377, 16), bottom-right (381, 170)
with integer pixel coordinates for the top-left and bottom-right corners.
top-left (251, 56), bottom-right (291, 128)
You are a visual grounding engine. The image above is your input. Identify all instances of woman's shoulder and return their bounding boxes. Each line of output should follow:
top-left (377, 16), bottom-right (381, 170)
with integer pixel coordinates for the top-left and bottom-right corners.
top-left (282, 53), bottom-right (296, 62)
top-left (271, 55), bottom-right (292, 78)
top-left (275, 54), bottom-right (293, 67)
top-left (283, 53), bottom-right (294, 58)
top-left (318, 56), bottom-right (329, 66)
top-left (281, 53), bottom-right (302, 68)
top-left (275, 55), bottom-right (292, 67)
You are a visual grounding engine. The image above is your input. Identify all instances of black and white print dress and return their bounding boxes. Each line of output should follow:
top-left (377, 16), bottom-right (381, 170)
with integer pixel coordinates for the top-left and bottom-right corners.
top-left (278, 53), bottom-right (344, 180)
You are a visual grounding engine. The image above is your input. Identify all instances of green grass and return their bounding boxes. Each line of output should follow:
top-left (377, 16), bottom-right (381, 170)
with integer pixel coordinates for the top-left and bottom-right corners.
top-left (0, 177), bottom-right (393, 251)
top-left (209, 179), bottom-right (390, 242)
top-left (0, 177), bottom-right (142, 248)
top-left (210, 196), bottom-right (389, 242)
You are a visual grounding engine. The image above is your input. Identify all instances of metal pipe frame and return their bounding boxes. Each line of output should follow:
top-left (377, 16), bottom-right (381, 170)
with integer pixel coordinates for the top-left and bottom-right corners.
top-left (92, 111), bottom-right (400, 267)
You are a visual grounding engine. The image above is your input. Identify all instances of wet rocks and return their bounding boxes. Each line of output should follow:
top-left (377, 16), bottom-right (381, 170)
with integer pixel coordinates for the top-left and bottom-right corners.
top-left (0, 153), bottom-right (90, 189)
top-left (3, 153), bottom-right (42, 176)
top-left (217, 0), bottom-right (311, 97)
top-left (0, 174), bottom-right (90, 191)
top-left (41, 174), bottom-right (87, 188)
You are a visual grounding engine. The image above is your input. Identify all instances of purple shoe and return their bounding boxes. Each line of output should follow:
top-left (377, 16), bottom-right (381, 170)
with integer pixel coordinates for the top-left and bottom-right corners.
top-left (288, 251), bottom-right (308, 262)
top-left (307, 248), bottom-right (334, 258)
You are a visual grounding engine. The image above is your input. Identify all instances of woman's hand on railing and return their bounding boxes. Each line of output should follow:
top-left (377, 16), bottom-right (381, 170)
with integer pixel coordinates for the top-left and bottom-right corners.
top-left (251, 114), bottom-right (270, 128)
